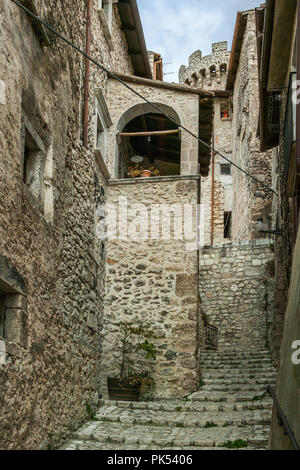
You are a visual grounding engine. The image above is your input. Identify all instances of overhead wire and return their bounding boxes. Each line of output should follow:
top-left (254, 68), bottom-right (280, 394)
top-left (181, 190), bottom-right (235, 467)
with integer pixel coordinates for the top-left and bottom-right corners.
top-left (10, 0), bottom-right (278, 196)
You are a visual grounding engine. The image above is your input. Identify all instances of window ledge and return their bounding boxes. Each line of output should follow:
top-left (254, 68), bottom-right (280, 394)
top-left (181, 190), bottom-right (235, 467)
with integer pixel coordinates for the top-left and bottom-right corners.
top-left (108, 174), bottom-right (201, 185)
top-left (97, 9), bottom-right (114, 51)
top-left (221, 117), bottom-right (232, 122)
top-left (94, 149), bottom-right (110, 180)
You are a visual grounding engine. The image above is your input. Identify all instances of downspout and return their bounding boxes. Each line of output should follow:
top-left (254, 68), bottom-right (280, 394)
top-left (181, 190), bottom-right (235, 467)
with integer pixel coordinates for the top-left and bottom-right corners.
top-left (295, 1), bottom-right (300, 235)
top-left (211, 124), bottom-right (215, 246)
top-left (83, 0), bottom-right (92, 149)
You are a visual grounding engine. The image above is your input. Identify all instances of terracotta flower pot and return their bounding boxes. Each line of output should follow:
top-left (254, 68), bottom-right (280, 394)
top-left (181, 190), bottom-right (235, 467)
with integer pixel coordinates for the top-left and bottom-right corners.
top-left (140, 170), bottom-right (152, 178)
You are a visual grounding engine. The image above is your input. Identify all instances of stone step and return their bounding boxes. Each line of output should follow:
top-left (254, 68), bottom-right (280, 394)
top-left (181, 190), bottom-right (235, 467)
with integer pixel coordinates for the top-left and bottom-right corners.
top-left (100, 399), bottom-right (273, 413)
top-left (96, 406), bottom-right (271, 428)
top-left (200, 350), bottom-right (271, 358)
top-left (188, 391), bottom-right (271, 403)
top-left (67, 420), bottom-right (270, 449)
top-left (203, 377), bottom-right (276, 386)
top-left (202, 371), bottom-right (276, 380)
top-left (201, 366), bottom-right (276, 374)
top-left (200, 358), bottom-right (273, 366)
top-left (62, 440), bottom-right (266, 451)
top-left (200, 384), bottom-right (273, 393)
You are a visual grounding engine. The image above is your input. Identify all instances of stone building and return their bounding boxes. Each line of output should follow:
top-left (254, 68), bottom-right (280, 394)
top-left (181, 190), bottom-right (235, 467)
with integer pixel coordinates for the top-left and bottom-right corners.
top-left (0, 0), bottom-right (152, 450)
top-left (226, 10), bottom-right (273, 241)
top-left (256, 0), bottom-right (300, 449)
top-left (179, 43), bottom-right (233, 245)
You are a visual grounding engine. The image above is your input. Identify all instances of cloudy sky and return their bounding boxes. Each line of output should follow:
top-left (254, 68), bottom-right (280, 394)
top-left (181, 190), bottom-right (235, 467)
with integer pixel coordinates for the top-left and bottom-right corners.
top-left (137, 0), bottom-right (260, 82)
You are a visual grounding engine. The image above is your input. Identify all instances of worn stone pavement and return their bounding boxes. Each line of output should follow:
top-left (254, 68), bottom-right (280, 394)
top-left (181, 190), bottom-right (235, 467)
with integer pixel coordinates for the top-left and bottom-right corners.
top-left (62, 349), bottom-right (277, 450)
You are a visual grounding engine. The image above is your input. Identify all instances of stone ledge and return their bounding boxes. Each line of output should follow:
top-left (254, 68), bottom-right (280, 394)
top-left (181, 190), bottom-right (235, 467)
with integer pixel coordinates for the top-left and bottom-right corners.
top-left (108, 175), bottom-right (201, 186)
top-left (201, 239), bottom-right (272, 250)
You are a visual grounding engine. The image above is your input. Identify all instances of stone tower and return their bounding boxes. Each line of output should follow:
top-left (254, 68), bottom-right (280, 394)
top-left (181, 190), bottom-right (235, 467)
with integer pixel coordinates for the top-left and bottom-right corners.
top-left (179, 42), bottom-right (231, 92)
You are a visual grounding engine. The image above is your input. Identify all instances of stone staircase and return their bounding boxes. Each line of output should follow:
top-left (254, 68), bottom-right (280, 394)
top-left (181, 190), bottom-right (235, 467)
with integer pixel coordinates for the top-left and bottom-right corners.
top-left (62, 349), bottom-right (277, 450)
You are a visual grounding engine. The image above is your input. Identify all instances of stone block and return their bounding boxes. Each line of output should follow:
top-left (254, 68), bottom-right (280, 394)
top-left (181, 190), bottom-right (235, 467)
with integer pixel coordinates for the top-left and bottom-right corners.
top-left (175, 274), bottom-right (198, 297)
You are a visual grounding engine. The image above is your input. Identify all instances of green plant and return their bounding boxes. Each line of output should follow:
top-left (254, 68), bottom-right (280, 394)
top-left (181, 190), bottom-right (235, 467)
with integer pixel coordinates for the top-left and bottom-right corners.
top-left (220, 439), bottom-right (248, 449)
top-left (175, 422), bottom-right (184, 427)
top-left (252, 392), bottom-right (267, 401)
top-left (86, 403), bottom-right (99, 421)
top-left (199, 379), bottom-right (206, 388)
top-left (176, 406), bottom-right (182, 412)
top-left (205, 421), bottom-right (217, 428)
top-left (113, 321), bottom-right (162, 384)
top-left (249, 375), bottom-right (255, 379)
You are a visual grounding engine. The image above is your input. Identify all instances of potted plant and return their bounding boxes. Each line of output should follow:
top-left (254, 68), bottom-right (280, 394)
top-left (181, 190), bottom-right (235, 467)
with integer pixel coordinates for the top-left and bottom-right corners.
top-left (107, 321), bottom-right (160, 401)
top-left (128, 164), bottom-right (142, 178)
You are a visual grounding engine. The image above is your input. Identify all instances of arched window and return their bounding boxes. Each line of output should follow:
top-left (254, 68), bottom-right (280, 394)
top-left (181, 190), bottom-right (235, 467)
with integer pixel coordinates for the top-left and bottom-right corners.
top-left (220, 64), bottom-right (227, 75)
top-left (116, 103), bottom-right (182, 179)
top-left (199, 69), bottom-right (206, 78)
top-left (210, 65), bottom-right (217, 77)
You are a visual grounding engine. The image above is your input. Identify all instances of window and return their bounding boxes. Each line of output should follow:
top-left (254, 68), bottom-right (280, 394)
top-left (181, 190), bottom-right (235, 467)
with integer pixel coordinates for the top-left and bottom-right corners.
top-left (98, 0), bottom-right (114, 31)
top-left (220, 98), bottom-right (230, 119)
top-left (210, 65), bottom-right (217, 77)
top-left (0, 293), bottom-right (5, 339)
top-left (220, 64), bottom-right (227, 75)
top-left (94, 90), bottom-right (112, 164)
top-left (22, 117), bottom-right (46, 204)
top-left (220, 164), bottom-right (231, 176)
top-left (224, 212), bottom-right (232, 239)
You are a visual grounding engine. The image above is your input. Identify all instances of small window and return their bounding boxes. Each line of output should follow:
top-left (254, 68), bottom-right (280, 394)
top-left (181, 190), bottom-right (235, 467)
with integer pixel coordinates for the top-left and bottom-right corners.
top-left (210, 65), bottom-right (216, 77)
top-left (220, 164), bottom-right (231, 175)
top-left (224, 212), bottom-right (232, 239)
top-left (220, 64), bottom-right (227, 75)
top-left (0, 294), bottom-right (6, 339)
top-left (98, 0), bottom-right (113, 30)
top-left (23, 125), bottom-right (44, 201)
top-left (220, 98), bottom-right (230, 119)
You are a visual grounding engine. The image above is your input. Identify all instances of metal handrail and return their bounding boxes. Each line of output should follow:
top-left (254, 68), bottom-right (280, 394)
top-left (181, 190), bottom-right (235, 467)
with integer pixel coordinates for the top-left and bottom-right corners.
top-left (267, 385), bottom-right (300, 450)
top-left (205, 324), bottom-right (218, 350)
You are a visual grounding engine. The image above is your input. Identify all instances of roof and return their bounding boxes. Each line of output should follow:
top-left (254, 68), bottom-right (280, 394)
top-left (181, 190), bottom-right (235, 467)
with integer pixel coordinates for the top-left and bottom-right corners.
top-left (109, 73), bottom-right (214, 177)
top-left (117, 0), bottom-right (152, 79)
top-left (226, 11), bottom-right (248, 90)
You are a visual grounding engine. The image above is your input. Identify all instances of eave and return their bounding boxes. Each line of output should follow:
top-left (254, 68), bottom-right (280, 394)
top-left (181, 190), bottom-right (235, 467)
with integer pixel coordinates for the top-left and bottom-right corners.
top-left (117, 0), bottom-right (152, 79)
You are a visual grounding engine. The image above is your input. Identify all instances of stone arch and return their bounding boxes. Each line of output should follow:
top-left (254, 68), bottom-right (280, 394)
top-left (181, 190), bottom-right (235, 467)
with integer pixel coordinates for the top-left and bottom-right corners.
top-left (115, 102), bottom-right (183, 178)
top-left (210, 65), bottom-right (217, 77)
top-left (220, 63), bottom-right (227, 75)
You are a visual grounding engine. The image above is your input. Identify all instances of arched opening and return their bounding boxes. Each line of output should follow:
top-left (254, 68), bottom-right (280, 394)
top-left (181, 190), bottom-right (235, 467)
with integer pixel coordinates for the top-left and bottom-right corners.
top-left (210, 65), bottom-right (217, 77)
top-left (116, 103), bottom-right (182, 179)
top-left (199, 69), bottom-right (206, 78)
top-left (220, 64), bottom-right (227, 75)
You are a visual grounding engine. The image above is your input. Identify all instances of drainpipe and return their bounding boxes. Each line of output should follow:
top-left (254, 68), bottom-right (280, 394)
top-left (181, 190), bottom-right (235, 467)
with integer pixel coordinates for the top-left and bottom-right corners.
top-left (83, 0), bottom-right (92, 149)
top-left (211, 124), bottom-right (215, 246)
top-left (296, 2), bottom-right (300, 235)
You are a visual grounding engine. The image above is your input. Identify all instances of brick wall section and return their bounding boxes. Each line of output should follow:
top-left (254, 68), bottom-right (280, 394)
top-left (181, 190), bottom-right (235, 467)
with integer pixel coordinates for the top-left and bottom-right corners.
top-left (101, 177), bottom-right (202, 398)
top-left (199, 240), bottom-right (275, 350)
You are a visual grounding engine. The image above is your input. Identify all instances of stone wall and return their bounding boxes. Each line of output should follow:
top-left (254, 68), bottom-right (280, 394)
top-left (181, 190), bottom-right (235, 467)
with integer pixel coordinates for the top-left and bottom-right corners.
top-left (106, 78), bottom-right (201, 177)
top-left (199, 240), bottom-right (275, 350)
top-left (0, 0), bottom-right (133, 450)
top-left (230, 11), bottom-right (273, 242)
top-left (100, 176), bottom-right (202, 398)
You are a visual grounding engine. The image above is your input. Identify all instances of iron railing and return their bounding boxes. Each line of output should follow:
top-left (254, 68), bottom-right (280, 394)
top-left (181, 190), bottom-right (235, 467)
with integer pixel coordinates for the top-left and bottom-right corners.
top-left (267, 385), bottom-right (300, 450)
top-left (205, 324), bottom-right (218, 350)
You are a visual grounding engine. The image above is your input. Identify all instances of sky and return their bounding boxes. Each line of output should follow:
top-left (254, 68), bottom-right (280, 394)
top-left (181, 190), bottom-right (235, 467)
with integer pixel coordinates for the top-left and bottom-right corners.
top-left (137, 0), bottom-right (261, 82)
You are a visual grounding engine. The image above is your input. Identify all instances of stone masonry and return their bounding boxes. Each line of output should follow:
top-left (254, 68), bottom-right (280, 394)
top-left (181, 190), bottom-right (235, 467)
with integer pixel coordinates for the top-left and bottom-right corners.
top-left (199, 240), bottom-right (275, 350)
top-left (100, 176), bottom-right (201, 398)
top-left (63, 348), bottom-right (277, 450)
